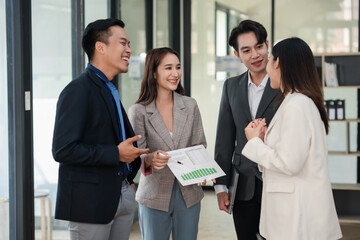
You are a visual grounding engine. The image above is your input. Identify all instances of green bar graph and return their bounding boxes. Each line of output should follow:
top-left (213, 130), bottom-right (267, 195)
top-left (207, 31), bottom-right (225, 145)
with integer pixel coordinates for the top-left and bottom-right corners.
top-left (180, 166), bottom-right (220, 182)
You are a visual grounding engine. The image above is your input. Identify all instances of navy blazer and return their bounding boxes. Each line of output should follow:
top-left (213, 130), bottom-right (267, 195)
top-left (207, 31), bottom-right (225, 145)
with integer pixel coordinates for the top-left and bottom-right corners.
top-left (215, 71), bottom-right (279, 201)
top-left (52, 68), bottom-right (140, 224)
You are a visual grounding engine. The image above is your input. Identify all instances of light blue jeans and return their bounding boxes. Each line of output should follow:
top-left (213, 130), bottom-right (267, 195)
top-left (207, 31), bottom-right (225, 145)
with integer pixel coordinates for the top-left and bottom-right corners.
top-left (138, 180), bottom-right (201, 240)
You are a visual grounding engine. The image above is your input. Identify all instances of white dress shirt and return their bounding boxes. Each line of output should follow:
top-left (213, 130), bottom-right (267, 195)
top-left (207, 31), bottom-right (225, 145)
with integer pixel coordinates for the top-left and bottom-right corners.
top-left (248, 73), bottom-right (268, 120)
top-left (214, 73), bottom-right (269, 194)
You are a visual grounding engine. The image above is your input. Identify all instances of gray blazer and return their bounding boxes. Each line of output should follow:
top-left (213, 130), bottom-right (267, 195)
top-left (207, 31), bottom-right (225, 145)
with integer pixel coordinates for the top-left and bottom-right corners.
top-left (128, 92), bottom-right (206, 212)
top-left (215, 71), bottom-right (279, 201)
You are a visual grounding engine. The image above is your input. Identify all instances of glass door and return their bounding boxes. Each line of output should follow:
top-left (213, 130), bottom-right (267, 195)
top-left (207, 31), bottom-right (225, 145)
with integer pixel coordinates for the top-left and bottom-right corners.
top-left (31, 0), bottom-right (72, 238)
top-left (31, 0), bottom-right (107, 238)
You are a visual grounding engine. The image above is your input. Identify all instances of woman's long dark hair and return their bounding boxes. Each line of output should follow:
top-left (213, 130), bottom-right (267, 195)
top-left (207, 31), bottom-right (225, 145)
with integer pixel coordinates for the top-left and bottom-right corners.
top-left (272, 37), bottom-right (329, 134)
top-left (135, 47), bottom-right (184, 105)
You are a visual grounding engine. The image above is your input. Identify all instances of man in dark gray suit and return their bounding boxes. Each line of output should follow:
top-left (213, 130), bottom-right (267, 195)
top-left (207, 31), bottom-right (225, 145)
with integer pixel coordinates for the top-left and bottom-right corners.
top-left (214, 20), bottom-right (279, 240)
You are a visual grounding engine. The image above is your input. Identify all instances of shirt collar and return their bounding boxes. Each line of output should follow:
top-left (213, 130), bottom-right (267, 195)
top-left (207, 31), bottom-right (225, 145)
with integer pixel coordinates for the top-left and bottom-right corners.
top-left (247, 71), bottom-right (269, 87)
top-left (87, 63), bottom-right (110, 83)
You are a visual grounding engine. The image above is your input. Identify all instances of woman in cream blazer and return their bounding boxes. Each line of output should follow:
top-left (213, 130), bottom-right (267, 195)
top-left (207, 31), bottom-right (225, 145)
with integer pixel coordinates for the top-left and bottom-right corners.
top-left (128, 47), bottom-right (206, 240)
top-left (242, 38), bottom-right (342, 240)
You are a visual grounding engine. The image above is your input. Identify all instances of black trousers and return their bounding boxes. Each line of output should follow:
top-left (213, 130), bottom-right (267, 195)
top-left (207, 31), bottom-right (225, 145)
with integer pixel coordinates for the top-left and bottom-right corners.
top-left (232, 177), bottom-right (264, 240)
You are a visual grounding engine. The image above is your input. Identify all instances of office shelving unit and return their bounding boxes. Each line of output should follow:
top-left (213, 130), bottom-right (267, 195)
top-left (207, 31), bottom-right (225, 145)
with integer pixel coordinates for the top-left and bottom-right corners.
top-left (315, 53), bottom-right (360, 223)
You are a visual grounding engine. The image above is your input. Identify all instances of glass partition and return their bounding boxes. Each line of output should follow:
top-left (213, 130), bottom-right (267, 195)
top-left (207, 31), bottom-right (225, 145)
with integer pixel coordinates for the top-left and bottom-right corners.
top-left (84, 0), bottom-right (108, 66)
top-left (120, 0), bottom-right (146, 109)
top-left (32, 1), bottom-right (109, 237)
top-left (0, 0), bottom-right (9, 238)
top-left (155, 0), bottom-right (169, 47)
top-left (31, 1), bottom-right (109, 237)
top-left (31, 0), bottom-right (71, 237)
top-left (85, 0), bottom-right (108, 25)
top-left (191, 0), bottom-right (271, 158)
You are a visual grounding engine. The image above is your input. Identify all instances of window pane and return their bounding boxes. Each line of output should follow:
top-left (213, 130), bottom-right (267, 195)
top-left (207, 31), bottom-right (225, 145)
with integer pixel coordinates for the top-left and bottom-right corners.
top-left (216, 10), bottom-right (227, 57)
top-left (84, 0), bottom-right (108, 66)
top-left (275, 0), bottom-right (359, 53)
top-left (85, 0), bottom-right (108, 25)
top-left (119, 0), bottom-right (146, 186)
top-left (0, 0), bottom-right (9, 238)
top-left (120, 0), bottom-right (146, 109)
top-left (31, 0), bottom-right (71, 237)
top-left (156, 0), bottom-right (169, 47)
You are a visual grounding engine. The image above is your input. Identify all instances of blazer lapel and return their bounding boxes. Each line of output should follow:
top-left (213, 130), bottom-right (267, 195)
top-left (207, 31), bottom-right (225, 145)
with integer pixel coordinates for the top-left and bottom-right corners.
top-left (255, 79), bottom-right (279, 119)
top-left (172, 93), bottom-right (187, 149)
top-left (88, 69), bottom-right (120, 142)
top-left (239, 73), bottom-right (252, 122)
top-left (266, 93), bottom-right (290, 135)
top-left (147, 100), bottom-right (175, 150)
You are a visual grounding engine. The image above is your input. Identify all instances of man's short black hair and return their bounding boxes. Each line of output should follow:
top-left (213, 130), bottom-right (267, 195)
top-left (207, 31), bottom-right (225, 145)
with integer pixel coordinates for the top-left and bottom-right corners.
top-left (228, 19), bottom-right (267, 53)
top-left (82, 18), bottom-right (125, 61)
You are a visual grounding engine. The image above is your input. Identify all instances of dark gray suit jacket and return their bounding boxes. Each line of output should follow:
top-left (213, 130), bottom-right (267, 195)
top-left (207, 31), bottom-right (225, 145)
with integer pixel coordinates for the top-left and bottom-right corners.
top-left (214, 71), bottom-right (279, 201)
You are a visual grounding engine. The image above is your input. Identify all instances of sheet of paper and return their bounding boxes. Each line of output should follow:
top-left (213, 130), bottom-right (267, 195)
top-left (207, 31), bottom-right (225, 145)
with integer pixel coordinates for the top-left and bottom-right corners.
top-left (166, 145), bottom-right (225, 186)
top-left (128, 56), bottom-right (141, 78)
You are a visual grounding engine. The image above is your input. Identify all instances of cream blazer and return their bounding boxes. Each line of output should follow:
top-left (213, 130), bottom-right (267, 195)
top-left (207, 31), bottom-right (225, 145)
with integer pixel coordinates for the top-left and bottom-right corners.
top-left (242, 92), bottom-right (342, 240)
top-left (128, 92), bottom-right (206, 212)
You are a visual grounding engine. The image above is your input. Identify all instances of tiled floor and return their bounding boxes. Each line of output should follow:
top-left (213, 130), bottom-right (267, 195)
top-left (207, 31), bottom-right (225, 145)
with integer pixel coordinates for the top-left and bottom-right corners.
top-left (36, 190), bottom-right (360, 240)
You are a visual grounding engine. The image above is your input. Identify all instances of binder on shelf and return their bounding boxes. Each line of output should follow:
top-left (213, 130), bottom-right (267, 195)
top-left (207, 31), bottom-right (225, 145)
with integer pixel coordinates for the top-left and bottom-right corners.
top-left (326, 100), bottom-right (336, 120)
top-left (335, 99), bottom-right (345, 120)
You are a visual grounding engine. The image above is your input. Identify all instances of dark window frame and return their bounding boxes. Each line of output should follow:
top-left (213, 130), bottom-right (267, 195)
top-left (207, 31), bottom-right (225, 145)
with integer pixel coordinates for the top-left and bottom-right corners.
top-left (6, 0), bottom-right (34, 239)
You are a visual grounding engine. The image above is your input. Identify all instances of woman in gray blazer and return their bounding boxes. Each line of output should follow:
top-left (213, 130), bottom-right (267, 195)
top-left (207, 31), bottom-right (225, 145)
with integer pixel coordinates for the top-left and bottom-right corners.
top-left (128, 47), bottom-right (207, 240)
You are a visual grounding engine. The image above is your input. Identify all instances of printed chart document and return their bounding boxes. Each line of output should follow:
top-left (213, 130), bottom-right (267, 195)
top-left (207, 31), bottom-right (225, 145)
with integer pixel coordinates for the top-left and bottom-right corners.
top-left (166, 145), bottom-right (225, 186)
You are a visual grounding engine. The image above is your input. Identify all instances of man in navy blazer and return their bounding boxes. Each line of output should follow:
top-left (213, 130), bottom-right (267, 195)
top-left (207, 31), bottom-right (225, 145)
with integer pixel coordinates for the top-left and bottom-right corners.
top-left (52, 18), bottom-right (148, 240)
top-left (214, 20), bottom-right (279, 240)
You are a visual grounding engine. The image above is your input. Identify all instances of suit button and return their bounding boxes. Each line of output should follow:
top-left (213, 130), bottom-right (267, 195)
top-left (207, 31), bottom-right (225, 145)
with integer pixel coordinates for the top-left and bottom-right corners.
top-left (117, 171), bottom-right (122, 176)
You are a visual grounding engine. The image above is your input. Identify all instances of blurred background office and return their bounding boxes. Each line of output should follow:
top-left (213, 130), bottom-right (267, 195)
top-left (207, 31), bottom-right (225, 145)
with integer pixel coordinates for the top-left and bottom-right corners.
top-left (1, 0), bottom-right (360, 239)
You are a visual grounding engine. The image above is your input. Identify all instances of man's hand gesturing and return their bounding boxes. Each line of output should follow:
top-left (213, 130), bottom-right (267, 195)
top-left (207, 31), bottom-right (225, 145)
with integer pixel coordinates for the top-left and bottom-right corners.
top-left (118, 135), bottom-right (149, 163)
